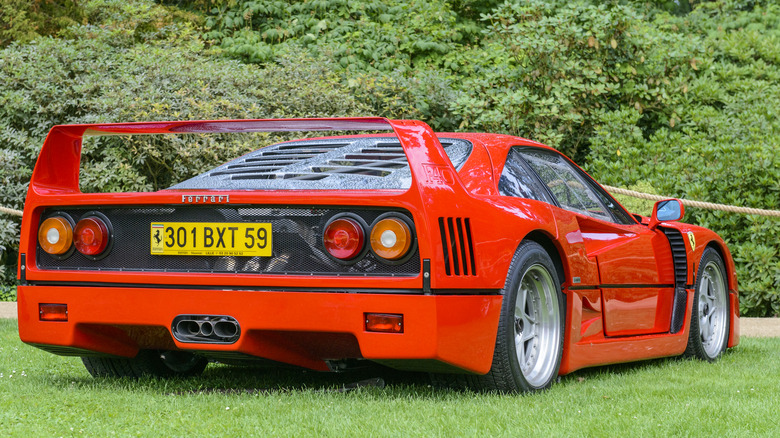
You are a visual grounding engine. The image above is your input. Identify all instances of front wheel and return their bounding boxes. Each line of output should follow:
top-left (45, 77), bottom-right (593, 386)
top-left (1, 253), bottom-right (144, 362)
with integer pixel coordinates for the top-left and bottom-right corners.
top-left (82, 350), bottom-right (208, 378)
top-left (684, 248), bottom-right (730, 361)
top-left (475, 241), bottom-right (565, 393)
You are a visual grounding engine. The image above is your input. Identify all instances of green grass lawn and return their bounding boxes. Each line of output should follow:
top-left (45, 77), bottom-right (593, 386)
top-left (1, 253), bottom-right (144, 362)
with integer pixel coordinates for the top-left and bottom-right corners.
top-left (1, 319), bottom-right (778, 437)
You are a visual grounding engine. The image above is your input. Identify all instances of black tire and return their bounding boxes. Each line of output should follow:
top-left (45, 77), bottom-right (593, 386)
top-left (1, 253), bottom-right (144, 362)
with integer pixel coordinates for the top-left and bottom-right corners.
top-left (82, 350), bottom-right (208, 378)
top-left (449, 240), bottom-right (564, 393)
top-left (684, 247), bottom-right (730, 361)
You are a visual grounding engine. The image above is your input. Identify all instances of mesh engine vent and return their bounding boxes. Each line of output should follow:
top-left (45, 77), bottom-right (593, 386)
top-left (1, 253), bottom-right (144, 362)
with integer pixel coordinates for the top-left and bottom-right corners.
top-left (438, 217), bottom-right (476, 276)
top-left (170, 137), bottom-right (472, 191)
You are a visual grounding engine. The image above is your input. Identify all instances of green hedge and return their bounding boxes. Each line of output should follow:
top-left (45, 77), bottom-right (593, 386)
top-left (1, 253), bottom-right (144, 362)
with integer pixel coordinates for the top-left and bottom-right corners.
top-left (586, 3), bottom-right (780, 316)
top-left (0, 0), bottom-right (372, 295)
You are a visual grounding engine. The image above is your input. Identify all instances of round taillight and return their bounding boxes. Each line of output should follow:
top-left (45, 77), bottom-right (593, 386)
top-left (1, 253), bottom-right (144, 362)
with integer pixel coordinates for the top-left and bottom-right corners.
top-left (323, 218), bottom-right (365, 260)
top-left (74, 217), bottom-right (110, 256)
top-left (370, 217), bottom-right (412, 261)
top-left (38, 216), bottom-right (73, 255)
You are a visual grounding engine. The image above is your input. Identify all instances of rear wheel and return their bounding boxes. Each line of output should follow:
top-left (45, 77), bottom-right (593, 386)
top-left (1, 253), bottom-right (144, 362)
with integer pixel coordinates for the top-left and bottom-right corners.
top-left (474, 241), bottom-right (565, 392)
top-left (82, 350), bottom-right (208, 378)
top-left (684, 248), bottom-right (730, 361)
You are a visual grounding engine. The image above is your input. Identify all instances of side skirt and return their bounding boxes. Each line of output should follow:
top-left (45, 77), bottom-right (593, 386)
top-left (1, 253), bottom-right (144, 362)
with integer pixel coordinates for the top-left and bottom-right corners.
top-left (559, 290), bottom-right (693, 375)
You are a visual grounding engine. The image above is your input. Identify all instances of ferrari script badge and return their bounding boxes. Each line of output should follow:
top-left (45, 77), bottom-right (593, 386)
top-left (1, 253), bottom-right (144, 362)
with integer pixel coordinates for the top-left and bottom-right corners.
top-left (181, 194), bottom-right (230, 204)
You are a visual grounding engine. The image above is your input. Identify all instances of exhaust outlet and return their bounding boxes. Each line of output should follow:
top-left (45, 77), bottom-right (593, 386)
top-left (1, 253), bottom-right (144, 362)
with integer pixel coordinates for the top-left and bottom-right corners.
top-left (171, 315), bottom-right (241, 344)
top-left (199, 321), bottom-right (214, 336)
top-left (214, 321), bottom-right (238, 338)
top-left (177, 320), bottom-right (200, 336)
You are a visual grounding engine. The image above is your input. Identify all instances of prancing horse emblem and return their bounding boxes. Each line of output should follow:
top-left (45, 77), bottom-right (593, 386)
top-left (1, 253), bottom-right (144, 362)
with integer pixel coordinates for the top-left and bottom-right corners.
top-left (687, 231), bottom-right (696, 251)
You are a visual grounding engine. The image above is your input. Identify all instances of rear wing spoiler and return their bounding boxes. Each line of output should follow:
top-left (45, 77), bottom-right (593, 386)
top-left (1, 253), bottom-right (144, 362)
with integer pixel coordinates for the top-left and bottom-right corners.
top-left (29, 117), bottom-right (465, 195)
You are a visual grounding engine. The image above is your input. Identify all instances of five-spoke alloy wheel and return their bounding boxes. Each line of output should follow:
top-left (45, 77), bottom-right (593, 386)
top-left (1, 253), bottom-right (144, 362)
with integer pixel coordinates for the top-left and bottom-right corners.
top-left (477, 240), bottom-right (564, 393)
top-left (685, 247), bottom-right (730, 361)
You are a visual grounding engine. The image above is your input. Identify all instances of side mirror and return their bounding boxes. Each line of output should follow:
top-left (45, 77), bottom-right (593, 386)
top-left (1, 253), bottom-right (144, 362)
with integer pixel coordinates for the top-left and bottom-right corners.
top-left (649, 199), bottom-right (684, 229)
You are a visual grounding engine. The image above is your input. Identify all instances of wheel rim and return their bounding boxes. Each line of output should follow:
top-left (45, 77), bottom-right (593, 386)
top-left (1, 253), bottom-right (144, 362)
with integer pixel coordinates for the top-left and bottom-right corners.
top-left (514, 263), bottom-right (561, 388)
top-left (698, 260), bottom-right (728, 358)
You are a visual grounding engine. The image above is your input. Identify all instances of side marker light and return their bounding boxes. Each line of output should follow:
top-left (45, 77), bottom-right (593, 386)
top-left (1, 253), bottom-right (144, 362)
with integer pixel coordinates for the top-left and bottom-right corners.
top-left (39, 303), bottom-right (68, 322)
top-left (365, 313), bottom-right (403, 333)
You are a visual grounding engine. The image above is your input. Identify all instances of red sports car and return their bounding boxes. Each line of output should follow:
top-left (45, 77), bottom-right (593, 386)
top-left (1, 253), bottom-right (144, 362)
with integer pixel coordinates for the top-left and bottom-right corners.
top-left (17, 118), bottom-right (739, 392)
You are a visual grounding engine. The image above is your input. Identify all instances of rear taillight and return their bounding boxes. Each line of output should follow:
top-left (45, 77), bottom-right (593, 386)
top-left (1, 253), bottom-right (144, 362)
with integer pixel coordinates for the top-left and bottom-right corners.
top-left (74, 216), bottom-right (110, 256)
top-left (38, 216), bottom-right (73, 255)
top-left (323, 217), bottom-right (365, 260)
top-left (370, 217), bottom-right (412, 261)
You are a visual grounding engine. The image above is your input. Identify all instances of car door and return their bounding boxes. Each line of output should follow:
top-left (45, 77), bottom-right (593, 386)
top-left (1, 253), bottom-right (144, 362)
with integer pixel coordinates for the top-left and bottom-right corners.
top-left (506, 147), bottom-right (675, 336)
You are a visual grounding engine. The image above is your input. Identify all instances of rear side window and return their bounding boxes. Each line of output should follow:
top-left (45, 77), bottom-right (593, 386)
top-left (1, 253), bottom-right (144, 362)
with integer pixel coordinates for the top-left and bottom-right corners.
top-left (519, 149), bottom-right (614, 222)
top-left (498, 148), bottom-right (551, 202)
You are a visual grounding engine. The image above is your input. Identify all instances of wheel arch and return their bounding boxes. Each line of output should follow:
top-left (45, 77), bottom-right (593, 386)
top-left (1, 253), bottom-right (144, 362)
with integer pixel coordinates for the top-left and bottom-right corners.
top-left (702, 239), bottom-right (738, 294)
top-left (522, 230), bottom-right (567, 288)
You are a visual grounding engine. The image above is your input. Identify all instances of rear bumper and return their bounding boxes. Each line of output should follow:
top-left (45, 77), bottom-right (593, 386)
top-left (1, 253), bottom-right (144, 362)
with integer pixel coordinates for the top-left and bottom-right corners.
top-left (17, 285), bottom-right (502, 374)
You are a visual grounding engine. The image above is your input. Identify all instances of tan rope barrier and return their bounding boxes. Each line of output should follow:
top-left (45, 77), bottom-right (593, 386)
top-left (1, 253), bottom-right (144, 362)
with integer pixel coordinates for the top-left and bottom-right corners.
top-left (602, 185), bottom-right (780, 217)
top-left (1, 187), bottom-right (778, 218)
top-left (0, 206), bottom-right (23, 217)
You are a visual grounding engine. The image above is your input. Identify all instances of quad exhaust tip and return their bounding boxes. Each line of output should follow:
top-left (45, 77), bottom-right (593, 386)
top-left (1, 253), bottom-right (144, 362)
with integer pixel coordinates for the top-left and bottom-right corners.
top-left (172, 315), bottom-right (240, 344)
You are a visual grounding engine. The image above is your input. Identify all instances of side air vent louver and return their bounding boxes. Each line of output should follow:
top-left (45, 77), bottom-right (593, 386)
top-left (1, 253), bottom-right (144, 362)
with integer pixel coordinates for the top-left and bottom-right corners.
top-left (662, 227), bottom-right (688, 334)
top-left (663, 228), bottom-right (688, 287)
top-left (438, 217), bottom-right (476, 276)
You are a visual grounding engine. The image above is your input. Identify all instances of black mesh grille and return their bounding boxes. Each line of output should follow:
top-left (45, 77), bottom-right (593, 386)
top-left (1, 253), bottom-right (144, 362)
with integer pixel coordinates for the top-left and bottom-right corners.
top-left (37, 207), bottom-right (419, 276)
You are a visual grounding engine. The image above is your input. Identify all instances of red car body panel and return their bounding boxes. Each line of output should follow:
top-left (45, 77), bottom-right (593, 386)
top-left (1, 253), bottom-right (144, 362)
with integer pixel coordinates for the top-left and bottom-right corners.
top-left (17, 118), bottom-right (739, 376)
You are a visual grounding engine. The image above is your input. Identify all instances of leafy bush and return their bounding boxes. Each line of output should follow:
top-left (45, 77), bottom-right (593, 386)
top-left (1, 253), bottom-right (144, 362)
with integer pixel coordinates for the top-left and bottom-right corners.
top-left (0, 0), bottom-right (84, 47)
top-left (201, 0), bottom-right (480, 72)
top-left (0, 0), bottom-right (372, 294)
top-left (586, 2), bottom-right (780, 316)
top-left (450, 0), bottom-right (703, 159)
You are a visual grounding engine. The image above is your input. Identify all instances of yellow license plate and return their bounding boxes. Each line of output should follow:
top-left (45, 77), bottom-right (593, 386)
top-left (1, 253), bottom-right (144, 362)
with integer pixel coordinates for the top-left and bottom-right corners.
top-left (150, 222), bottom-right (272, 256)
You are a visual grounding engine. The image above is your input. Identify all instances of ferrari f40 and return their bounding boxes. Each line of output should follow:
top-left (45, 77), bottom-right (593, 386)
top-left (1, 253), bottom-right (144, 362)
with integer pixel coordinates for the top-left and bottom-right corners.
top-left (17, 118), bottom-right (739, 392)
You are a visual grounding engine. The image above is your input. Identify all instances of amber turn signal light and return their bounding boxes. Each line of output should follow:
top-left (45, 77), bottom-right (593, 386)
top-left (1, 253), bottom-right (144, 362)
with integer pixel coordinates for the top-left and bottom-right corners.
top-left (365, 313), bottom-right (403, 333)
top-left (38, 216), bottom-right (73, 255)
top-left (74, 216), bottom-right (110, 256)
top-left (323, 218), bottom-right (365, 260)
top-left (370, 217), bottom-right (412, 260)
top-left (39, 303), bottom-right (68, 322)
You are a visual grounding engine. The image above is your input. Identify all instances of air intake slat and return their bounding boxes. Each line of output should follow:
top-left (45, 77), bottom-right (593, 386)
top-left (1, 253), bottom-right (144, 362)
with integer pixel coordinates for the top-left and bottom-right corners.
top-left (439, 217), bottom-right (477, 276)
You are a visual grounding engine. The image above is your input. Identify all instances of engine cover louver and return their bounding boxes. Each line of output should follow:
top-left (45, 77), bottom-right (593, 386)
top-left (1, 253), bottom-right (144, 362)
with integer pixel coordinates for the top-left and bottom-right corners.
top-left (438, 217), bottom-right (476, 276)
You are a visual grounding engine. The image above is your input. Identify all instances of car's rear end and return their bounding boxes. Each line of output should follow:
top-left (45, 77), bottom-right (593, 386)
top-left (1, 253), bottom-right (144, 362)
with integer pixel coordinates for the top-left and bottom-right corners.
top-left (17, 118), bottom-right (509, 375)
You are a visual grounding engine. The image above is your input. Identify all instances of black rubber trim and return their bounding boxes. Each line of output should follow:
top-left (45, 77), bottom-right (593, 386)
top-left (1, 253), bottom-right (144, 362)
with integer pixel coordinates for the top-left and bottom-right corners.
top-left (26, 280), bottom-right (501, 295)
top-left (19, 253), bottom-right (27, 285)
top-left (422, 259), bottom-right (431, 293)
top-left (569, 284), bottom-right (675, 290)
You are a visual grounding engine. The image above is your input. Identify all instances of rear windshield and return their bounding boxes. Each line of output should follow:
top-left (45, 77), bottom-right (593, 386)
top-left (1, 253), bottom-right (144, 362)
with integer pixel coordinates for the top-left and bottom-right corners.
top-left (170, 136), bottom-right (472, 190)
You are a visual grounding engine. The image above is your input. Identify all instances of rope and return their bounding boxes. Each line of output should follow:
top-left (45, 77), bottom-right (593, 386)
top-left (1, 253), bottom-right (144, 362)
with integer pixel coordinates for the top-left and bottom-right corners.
top-left (1, 186), bottom-right (778, 217)
top-left (0, 206), bottom-right (22, 217)
top-left (602, 185), bottom-right (780, 217)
